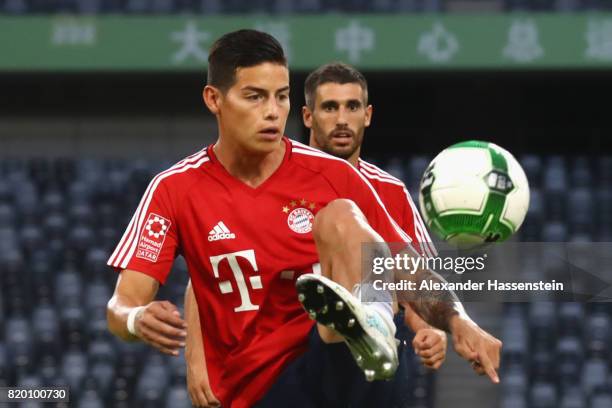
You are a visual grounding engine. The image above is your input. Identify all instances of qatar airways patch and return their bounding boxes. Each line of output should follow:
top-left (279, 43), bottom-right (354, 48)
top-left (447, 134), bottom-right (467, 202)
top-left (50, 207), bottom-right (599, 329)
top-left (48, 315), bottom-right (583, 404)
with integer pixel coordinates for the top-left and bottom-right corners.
top-left (136, 213), bottom-right (171, 263)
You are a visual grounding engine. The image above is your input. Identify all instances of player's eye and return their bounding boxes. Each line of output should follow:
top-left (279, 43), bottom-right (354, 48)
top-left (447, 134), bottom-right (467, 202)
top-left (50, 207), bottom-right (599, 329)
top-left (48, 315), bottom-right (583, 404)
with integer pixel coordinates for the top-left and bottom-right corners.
top-left (278, 93), bottom-right (289, 102)
top-left (348, 102), bottom-right (361, 111)
top-left (247, 94), bottom-right (263, 101)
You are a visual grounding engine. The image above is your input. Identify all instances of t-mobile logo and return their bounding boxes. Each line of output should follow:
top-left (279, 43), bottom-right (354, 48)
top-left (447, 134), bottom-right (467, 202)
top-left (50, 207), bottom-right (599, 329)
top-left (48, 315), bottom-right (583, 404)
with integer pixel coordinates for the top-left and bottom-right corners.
top-left (209, 249), bottom-right (262, 312)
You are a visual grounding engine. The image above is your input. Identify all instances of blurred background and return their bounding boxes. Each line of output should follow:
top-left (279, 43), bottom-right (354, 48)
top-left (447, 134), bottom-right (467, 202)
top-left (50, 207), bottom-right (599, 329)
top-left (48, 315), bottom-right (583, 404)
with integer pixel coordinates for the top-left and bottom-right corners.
top-left (1, 1), bottom-right (612, 407)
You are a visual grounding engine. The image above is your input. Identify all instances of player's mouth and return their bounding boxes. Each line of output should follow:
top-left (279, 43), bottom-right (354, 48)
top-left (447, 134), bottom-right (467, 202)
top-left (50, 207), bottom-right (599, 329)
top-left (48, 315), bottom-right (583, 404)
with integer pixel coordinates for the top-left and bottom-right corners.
top-left (330, 130), bottom-right (354, 146)
top-left (258, 126), bottom-right (281, 140)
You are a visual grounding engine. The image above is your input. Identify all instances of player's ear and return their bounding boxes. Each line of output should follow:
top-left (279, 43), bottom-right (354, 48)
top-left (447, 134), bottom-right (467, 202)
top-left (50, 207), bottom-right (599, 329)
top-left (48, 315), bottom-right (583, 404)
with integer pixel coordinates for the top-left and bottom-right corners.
top-left (364, 104), bottom-right (373, 128)
top-left (203, 85), bottom-right (222, 115)
top-left (302, 105), bottom-right (313, 128)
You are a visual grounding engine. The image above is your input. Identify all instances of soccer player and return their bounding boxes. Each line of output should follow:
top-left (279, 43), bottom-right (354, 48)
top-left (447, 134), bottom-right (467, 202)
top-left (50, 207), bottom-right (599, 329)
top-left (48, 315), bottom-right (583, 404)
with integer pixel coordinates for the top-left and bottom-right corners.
top-left (302, 62), bottom-right (447, 369)
top-left (106, 30), bottom-right (502, 408)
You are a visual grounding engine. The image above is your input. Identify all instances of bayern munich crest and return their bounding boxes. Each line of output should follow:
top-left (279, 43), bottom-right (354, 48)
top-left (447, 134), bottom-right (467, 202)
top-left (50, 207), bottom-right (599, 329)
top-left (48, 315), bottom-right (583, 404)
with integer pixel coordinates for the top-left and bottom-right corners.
top-left (287, 207), bottom-right (315, 234)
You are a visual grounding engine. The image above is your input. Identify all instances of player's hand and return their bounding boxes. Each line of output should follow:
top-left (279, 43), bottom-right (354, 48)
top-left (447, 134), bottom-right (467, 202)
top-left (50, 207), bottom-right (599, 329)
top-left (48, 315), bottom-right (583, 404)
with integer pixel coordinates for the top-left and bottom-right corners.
top-left (449, 315), bottom-right (502, 383)
top-left (187, 359), bottom-right (220, 408)
top-left (412, 328), bottom-right (447, 370)
top-left (133, 300), bottom-right (187, 356)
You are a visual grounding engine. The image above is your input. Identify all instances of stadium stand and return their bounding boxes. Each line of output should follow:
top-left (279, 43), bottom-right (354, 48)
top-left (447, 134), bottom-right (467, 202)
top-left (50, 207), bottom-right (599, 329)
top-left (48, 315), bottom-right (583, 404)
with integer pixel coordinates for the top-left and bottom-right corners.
top-left (1, 154), bottom-right (610, 406)
top-left (2, 0), bottom-right (612, 13)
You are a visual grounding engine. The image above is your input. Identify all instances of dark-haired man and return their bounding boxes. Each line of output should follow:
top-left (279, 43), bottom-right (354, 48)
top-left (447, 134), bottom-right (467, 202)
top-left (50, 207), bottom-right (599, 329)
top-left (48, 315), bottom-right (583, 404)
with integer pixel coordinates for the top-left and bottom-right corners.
top-left (106, 30), bottom-right (501, 408)
top-left (302, 61), bottom-right (447, 367)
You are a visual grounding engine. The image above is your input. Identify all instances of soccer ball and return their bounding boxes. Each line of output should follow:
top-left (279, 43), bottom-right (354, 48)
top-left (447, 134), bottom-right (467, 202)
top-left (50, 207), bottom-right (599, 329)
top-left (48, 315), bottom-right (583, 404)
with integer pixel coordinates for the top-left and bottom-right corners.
top-left (418, 140), bottom-right (530, 247)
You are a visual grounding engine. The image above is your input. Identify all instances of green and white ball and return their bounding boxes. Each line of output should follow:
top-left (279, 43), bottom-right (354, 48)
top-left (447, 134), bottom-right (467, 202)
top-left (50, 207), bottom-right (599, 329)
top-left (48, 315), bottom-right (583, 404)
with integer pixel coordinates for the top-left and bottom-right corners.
top-left (419, 140), bottom-right (530, 247)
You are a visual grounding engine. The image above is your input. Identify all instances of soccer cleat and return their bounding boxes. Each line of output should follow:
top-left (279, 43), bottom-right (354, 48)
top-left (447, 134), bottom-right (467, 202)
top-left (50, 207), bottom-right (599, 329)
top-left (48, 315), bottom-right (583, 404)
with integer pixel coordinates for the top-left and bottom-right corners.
top-left (295, 273), bottom-right (399, 381)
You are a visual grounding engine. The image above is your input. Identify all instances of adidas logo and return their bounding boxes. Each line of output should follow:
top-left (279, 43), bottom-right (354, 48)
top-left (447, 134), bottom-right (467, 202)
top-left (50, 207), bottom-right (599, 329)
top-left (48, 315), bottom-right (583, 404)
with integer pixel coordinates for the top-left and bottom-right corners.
top-left (208, 221), bottom-right (236, 242)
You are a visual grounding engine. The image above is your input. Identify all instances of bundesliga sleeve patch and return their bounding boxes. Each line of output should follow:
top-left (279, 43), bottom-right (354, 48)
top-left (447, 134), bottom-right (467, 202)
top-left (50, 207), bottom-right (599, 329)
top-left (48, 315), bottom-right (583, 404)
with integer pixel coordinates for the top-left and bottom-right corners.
top-left (136, 213), bottom-right (171, 263)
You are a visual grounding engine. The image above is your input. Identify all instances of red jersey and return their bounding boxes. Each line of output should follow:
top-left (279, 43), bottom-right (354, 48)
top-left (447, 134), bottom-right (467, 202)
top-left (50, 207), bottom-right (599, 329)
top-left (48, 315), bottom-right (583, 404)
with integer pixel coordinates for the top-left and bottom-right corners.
top-left (107, 138), bottom-right (410, 407)
top-left (357, 159), bottom-right (437, 258)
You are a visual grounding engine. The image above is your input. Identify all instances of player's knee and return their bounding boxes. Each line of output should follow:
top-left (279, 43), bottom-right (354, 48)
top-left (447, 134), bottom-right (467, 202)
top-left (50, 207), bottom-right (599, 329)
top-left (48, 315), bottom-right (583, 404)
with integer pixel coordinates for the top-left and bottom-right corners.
top-left (313, 199), bottom-right (365, 242)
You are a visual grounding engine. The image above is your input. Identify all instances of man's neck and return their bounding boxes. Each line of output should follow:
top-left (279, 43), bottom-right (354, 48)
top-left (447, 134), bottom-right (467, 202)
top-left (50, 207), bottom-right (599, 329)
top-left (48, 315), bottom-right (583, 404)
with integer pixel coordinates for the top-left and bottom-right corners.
top-left (213, 138), bottom-right (286, 188)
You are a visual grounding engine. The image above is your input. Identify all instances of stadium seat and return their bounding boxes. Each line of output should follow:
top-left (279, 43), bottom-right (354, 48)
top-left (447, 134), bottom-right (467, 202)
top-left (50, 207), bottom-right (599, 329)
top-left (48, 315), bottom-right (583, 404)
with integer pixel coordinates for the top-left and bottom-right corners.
top-left (581, 358), bottom-right (608, 395)
top-left (198, 0), bottom-right (222, 14)
top-left (0, 203), bottom-right (15, 227)
top-left (591, 392), bottom-right (612, 408)
top-left (567, 189), bottom-right (593, 232)
top-left (0, 344), bottom-right (8, 387)
top-left (5, 317), bottom-right (34, 379)
top-left (557, 336), bottom-right (584, 387)
top-left (20, 223), bottom-right (44, 253)
top-left (3, 0), bottom-right (28, 14)
top-left (32, 303), bottom-right (61, 358)
top-left (520, 155), bottom-right (542, 187)
top-left (558, 302), bottom-right (584, 337)
top-left (407, 156), bottom-right (430, 191)
top-left (165, 385), bottom-right (191, 408)
top-left (61, 350), bottom-right (88, 395)
top-left (529, 382), bottom-right (558, 408)
top-left (90, 361), bottom-right (116, 398)
top-left (542, 221), bottom-right (568, 242)
top-left (585, 313), bottom-right (610, 358)
top-left (529, 302), bottom-right (557, 347)
top-left (77, 390), bottom-right (105, 408)
top-left (500, 394), bottom-right (528, 408)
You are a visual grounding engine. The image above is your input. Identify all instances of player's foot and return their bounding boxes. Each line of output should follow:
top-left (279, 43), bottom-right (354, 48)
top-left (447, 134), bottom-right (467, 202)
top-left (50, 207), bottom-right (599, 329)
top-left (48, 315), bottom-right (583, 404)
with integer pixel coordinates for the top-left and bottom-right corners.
top-left (295, 273), bottom-right (398, 382)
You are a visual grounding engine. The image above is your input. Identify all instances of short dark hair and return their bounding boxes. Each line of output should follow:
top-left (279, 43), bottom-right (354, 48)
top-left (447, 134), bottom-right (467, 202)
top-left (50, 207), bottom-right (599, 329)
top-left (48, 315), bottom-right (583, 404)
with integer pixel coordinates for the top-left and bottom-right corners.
top-left (207, 29), bottom-right (287, 92)
top-left (304, 62), bottom-right (368, 110)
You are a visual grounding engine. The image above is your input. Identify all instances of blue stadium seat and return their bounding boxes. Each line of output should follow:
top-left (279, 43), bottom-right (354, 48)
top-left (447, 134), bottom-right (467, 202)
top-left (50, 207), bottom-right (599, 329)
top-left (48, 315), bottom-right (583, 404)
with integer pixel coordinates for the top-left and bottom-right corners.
top-left (0, 344), bottom-right (8, 387)
top-left (501, 364), bottom-right (528, 398)
top-left (557, 337), bottom-right (584, 387)
top-left (567, 189), bottom-right (593, 232)
top-left (500, 394), bottom-right (528, 408)
top-left (591, 392), bottom-right (612, 408)
top-left (585, 313), bottom-right (610, 358)
top-left (151, 0), bottom-right (174, 12)
top-left (530, 349), bottom-right (554, 382)
top-left (20, 223), bottom-right (44, 253)
top-left (69, 203), bottom-right (94, 225)
top-left (42, 190), bottom-right (65, 214)
top-left (384, 157), bottom-right (406, 182)
top-left (542, 221), bottom-right (568, 242)
top-left (68, 180), bottom-right (92, 203)
top-left (529, 382), bottom-right (558, 408)
top-left (55, 269), bottom-right (83, 304)
top-left (558, 302), bottom-right (584, 337)
top-left (5, 317), bottom-right (34, 377)
top-left (61, 350), bottom-right (88, 393)
top-left (559, 387), bottom-right (586, 408)
top-left (600, 156), bottom-right (612, 187)
top-left (3, 0), bottom-right (28, 14)
top-left (78, 390), bottom-right (105, 408)
top-left (529, 302), bottom-right (557, 346)
top-left (408, 156), bottom-right (430, 191)
top-left (556, 0), bottom-right (581, 11)
top-left (520, 155), bottom-right (542, 187)
top-left (198, 0), bottom-right (222, 14)
top-left (90, 362), bottom-right (116, 398)
top-left (32, 303), bottom-right (61, 357)
top-left (165, 385), bottom-right (191, 408)
top-left (581, 358), bottom-right (608, 395)
top-left (0, 203), bottom-right (15, 227)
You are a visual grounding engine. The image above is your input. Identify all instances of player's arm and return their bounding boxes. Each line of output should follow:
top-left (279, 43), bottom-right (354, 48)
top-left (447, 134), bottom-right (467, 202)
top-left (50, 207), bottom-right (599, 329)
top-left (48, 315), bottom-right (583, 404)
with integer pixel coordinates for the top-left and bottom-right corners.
top-left (403, 304), bottom-right (447, 370)
top-left (107, 269), bottom-right (187, 356)
top-left (346, 168), bottom-right (500, 382)
top-left (402, 262), bottom-right (501, 382)
top-left (184, 280), bottom-right (220, 408)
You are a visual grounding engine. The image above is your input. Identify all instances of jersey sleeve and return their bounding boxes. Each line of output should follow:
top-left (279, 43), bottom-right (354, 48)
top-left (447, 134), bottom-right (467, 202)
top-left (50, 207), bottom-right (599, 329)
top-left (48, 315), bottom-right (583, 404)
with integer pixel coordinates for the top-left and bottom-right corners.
top-left (399, 186), bottom-right (438, 257)
top-left (106, 177), bottom-right (179, 284)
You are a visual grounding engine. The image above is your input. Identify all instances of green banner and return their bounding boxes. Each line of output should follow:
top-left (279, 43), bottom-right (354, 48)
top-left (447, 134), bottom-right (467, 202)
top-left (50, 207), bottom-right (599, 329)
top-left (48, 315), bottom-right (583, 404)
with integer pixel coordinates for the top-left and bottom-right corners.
top-left (2, 14), bottom-right (612, 71)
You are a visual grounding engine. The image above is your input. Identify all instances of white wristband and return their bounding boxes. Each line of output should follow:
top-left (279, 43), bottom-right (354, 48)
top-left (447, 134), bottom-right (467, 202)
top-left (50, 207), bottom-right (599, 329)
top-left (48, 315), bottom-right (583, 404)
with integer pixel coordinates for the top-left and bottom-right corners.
top-left (127, 306), bottom-right (146, 336)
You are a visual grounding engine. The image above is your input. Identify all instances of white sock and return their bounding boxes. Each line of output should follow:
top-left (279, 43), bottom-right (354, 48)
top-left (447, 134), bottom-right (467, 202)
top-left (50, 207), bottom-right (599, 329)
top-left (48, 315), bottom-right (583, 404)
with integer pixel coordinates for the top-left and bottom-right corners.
top-left (352, 283), bottom-right (395, 331)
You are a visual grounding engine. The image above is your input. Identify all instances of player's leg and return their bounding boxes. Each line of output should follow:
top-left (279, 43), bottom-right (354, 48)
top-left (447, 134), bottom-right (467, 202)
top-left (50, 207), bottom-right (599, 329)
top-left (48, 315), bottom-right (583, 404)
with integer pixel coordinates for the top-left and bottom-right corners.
top-left (296, 198), bottom-right (399, 381)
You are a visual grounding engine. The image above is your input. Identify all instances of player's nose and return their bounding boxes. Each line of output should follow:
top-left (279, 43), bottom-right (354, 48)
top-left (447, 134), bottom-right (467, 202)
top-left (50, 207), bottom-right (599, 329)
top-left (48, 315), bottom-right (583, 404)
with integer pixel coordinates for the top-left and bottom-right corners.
top-left (264, 98), bottom-right (280, 121)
